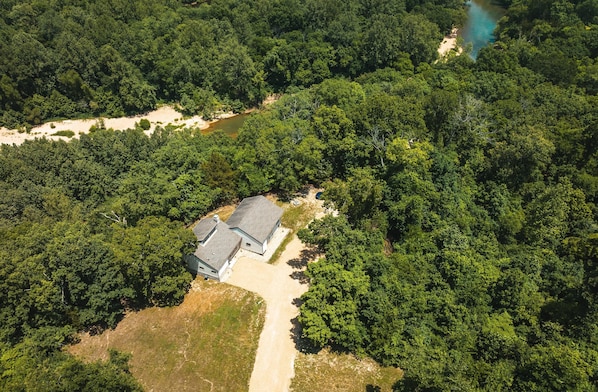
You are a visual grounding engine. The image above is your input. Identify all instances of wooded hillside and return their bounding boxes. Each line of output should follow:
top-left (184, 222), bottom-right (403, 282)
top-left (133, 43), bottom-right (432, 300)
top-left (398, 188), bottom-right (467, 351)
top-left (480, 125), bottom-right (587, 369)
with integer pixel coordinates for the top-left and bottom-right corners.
top-left (1, 0), bottom-right (598, 390)
top-left (0, 0), bottom-right (464, 128)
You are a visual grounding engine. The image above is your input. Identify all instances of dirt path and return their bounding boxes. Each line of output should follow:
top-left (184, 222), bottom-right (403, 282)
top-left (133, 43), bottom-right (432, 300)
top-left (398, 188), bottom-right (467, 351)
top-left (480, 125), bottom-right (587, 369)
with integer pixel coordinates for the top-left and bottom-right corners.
top-left (226, 233), bottom-right (316, 392)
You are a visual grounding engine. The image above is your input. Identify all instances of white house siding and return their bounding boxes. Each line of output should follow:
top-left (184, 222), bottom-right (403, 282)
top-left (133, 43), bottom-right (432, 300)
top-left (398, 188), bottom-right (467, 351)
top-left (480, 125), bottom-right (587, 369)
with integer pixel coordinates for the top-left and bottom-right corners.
top-left (266, 219), bottom-right (281, 243)
top-left (217, 262), bottom-right (229, 281)
top-left (228, 254), bottom-right (239, 268)
top-left (185, 254), bottom-right (222, 281)
top-left (259, 219), bottom-right (281, 254)
top-left (231, 227), bottom-right (267, 254)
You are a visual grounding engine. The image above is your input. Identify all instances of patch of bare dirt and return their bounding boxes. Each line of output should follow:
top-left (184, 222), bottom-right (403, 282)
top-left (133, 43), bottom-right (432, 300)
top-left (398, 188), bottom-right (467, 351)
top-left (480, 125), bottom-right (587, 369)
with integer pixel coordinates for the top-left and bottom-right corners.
top-left (437, 28), bottom-right (463, 59)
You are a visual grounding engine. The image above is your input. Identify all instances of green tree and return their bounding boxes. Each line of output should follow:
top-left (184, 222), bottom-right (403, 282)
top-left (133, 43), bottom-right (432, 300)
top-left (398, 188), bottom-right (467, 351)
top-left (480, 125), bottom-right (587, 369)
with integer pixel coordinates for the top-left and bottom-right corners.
top-left (311, 105), bottom-right (361, 176)
top-left (398, 14), bottom-right (441, 66)
top-left (110, 216), bottom-right (195, 307)
top-left (43, 222), bottom-right (130, 328)
top-left (523, 180), bottom-right (593, 247)
top-left (201, 151), bottom-right (237, 202)
top-left (215, 38), bottom-right (265, 104)
top-left (312, 79), bottom-right (365, 112)
top-left (362, 14), bottom-right (402, 70)
top-left (514, 344), bottom-right (594, 391)
top-left (323, 167), bottom-right (384, 221)
top-left (486, 127), bottom-right (555, 188)
top-left (0, 334), bottom-right (142, 392)
top-left (300, 260), bottom-right (369, 351)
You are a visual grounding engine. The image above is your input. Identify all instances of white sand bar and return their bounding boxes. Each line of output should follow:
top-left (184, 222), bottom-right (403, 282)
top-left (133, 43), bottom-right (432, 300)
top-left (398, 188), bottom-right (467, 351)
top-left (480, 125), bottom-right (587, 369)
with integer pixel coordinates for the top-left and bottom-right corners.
top-left (0, 106), bottom-right (237, 146)
top-left (437, 27), bottom-right (463, 58)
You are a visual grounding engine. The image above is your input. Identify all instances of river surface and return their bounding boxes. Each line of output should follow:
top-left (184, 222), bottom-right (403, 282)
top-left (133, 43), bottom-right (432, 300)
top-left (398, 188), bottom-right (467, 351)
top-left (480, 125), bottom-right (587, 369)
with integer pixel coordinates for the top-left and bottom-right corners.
top-left (202, 113), bottom-right (249, 138)
top-left (460, 0), bottom-right (506, 58)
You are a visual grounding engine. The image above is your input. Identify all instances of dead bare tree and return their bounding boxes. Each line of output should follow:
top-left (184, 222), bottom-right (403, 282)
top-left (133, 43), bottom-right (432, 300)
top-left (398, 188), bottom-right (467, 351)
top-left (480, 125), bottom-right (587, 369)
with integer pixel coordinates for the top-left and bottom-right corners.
top-left (100, 211), bottom-right (127, 226)
top-left (366, 125), bottom-right (388, 169)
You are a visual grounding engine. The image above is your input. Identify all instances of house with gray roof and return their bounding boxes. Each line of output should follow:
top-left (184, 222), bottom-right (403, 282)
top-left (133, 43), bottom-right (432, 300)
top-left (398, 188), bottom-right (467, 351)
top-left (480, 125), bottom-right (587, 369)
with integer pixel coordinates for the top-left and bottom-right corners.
top-left (185, 215), bottom-right (241, 281)
top-left (186, 195), bottom-right (283, 280)
top-left (226, 195), bottom-right (283, 255)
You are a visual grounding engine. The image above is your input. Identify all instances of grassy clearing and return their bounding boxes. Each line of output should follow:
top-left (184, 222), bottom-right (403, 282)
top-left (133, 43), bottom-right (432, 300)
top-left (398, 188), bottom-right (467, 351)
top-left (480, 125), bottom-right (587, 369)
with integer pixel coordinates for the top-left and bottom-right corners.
top-left (69, 279), bottom-right (265, 392)
top-left (269, 231), bottom-right (292, 263)
top-left (187, 204), bottom-right (237, 230)
top-left (280, 202), bottom-right (315, 232)
top-left (269, 201), bottom-right (318, 264)
top-left (292, 349), bottom-right (403, 392)
top-left (210, 204), bottom-right (237, 222)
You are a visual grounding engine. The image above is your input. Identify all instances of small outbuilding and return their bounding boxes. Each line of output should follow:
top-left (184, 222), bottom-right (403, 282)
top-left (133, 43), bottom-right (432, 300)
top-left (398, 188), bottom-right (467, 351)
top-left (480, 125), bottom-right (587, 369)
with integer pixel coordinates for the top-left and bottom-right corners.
top-left (226, 195), bottom-right (283, 255)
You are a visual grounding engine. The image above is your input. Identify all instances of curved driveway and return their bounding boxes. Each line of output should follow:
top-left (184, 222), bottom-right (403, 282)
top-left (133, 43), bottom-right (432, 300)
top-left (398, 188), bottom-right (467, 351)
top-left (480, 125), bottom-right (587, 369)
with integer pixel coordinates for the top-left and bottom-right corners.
top-left (225, 234), bottom-right (311, 392)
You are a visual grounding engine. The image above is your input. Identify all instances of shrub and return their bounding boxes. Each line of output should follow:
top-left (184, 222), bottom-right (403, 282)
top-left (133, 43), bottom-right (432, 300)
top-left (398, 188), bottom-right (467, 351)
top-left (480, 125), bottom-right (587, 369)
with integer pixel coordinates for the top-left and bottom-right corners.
top-left (52, 130), bottom-right (75, 137)
top-left (139, 118), bottom-right (151, 130)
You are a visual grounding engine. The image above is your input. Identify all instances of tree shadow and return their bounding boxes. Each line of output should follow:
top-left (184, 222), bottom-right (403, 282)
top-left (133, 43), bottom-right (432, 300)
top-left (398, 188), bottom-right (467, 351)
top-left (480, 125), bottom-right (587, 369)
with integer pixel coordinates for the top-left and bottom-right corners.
top-left (298, 185), bottom-right (311, 197)
top-left (287, 246), bottom-right (321, 269)
top-left (366, 385), bottom-right (381, 392)
top-left (288, 245), bottom-right (325, 354)
top-left (290, 315), bottom-right (321, 354)
top-left (292, 297), bottom-right (304, 307)
top-left (290, 270), bottom-right (309, 284)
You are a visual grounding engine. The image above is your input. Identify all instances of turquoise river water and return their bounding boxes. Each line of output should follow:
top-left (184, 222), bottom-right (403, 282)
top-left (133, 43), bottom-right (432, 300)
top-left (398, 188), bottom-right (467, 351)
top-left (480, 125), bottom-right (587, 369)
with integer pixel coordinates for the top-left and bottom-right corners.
top-left (460, 0), bottom-right (506, 59)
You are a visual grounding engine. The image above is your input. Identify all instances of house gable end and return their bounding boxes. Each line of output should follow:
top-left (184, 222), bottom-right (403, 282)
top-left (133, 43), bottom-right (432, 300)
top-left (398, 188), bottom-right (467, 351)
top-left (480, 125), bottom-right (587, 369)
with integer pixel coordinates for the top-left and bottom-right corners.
top-left (186, 254), bottom-right (219, 275)
top-left (190, 220), bottom-right (241, 272)
top-left (226, 195), bottom-right (283, 244)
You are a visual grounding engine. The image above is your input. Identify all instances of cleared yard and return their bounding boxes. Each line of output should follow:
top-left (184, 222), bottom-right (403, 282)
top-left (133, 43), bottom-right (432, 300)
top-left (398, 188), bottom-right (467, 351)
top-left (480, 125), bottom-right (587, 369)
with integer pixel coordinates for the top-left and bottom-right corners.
top-left (292, 349), bottom-right (404, 392)
top-left (70, 187), bottom-right (382, 392)
top-left (69, 280), bottom-right (264, 392)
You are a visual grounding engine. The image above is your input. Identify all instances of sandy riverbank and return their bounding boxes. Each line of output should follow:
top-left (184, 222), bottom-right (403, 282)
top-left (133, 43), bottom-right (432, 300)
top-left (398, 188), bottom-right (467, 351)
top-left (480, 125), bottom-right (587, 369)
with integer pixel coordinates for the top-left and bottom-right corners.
top-left (438, 27), bottom-right (463, 58)
top-left (0, 105), bottom-right (238, 146)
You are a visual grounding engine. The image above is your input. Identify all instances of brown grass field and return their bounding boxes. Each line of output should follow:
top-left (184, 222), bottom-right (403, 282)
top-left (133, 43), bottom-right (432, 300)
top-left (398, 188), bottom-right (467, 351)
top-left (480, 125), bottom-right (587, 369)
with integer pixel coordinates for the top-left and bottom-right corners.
top-left (69, 279), bottom-right (264, 392)
top-left (292, 349), bottom-right (404, 392)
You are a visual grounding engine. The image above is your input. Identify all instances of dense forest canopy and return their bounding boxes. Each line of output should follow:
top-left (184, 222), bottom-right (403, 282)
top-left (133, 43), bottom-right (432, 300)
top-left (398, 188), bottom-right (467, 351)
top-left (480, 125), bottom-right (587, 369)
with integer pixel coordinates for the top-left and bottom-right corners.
top-left (0, 0), bottom-right (465, 128)
top-left (1, 0), bottom-right (598, 390)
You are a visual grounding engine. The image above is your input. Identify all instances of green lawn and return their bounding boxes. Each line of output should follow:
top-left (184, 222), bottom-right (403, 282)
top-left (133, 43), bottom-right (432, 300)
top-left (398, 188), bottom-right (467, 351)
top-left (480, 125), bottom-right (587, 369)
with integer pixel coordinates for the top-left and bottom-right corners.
top-left (269, 198), bottom-right (320, 263)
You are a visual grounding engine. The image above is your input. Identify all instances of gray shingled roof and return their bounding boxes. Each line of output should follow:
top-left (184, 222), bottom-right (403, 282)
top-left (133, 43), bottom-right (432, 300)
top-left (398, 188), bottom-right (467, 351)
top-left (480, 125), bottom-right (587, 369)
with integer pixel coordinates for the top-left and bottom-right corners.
top-left (226, 195), bottom-right (283, 243)
top-left (193, 218), bottom-right (218, 242)
top-left (193, 221), bottom-right (241, 271)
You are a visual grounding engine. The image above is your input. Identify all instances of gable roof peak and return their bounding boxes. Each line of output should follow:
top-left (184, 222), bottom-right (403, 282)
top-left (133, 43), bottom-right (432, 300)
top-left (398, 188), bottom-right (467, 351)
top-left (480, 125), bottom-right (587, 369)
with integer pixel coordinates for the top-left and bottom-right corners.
top-left (226, 195), bottom-right (283, 243)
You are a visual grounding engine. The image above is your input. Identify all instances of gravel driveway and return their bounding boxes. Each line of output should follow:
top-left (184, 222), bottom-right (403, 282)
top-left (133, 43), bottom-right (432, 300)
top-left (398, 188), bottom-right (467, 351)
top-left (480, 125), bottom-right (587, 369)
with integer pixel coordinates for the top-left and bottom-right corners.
top-left (225, 233), bottom-right (314, 392)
